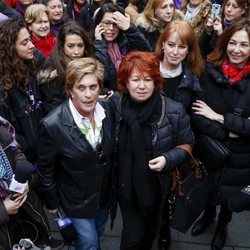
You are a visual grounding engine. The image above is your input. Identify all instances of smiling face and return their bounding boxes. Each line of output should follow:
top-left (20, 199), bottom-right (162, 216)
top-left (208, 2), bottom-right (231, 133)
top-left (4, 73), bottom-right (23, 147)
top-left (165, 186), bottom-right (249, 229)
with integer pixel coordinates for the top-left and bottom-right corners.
top-left (126, 69), bottom-right (155, 103)
top-left (101, 12), bottom-right (119, 42)
top-left (162, 31), bottom-right (188, 70)
top-left (224, 0), bottom-right (245, 21)
top-left (227, 30), bottom-right (250, 68)
top-left (63, 34), bottom-right (85, 60)
top-left (70, 73), bottom-right (100, 117)
top-left (29, 12), bottom-right (50, 38)
top-left (46, 0), bottom-right (63, 23)
top-left (155, 0), bottom-right (175, 23)
top-left (15, 27), bottom-right (35, 60)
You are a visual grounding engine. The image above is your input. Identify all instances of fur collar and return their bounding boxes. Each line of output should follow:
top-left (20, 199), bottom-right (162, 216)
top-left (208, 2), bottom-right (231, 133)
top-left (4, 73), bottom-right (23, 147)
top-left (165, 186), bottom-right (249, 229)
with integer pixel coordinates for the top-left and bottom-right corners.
top-left (136, 9), bottom-right (184, 32)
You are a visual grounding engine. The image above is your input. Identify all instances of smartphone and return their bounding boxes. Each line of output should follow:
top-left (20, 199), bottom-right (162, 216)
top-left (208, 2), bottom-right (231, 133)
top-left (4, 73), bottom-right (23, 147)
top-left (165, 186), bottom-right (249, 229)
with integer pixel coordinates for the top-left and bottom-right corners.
top-left (211, 3), bottom-right (221, 21)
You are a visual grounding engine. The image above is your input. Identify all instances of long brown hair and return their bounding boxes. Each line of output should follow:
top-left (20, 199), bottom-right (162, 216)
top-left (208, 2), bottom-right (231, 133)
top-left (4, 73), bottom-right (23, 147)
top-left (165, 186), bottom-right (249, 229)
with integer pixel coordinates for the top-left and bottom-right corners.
top-left (0, 18), bottom-right (36, 99)
top-left (155, 20), bottom-right (204, 77)
top-left (208, 18), bottom-right (250, 68)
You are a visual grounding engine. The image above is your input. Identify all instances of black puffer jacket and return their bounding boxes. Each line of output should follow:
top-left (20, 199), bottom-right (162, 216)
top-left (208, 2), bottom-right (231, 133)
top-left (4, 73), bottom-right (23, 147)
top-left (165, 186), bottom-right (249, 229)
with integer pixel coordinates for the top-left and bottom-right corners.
top-left (111, 93), bottom-right (194, 227)
top-left (163, 63), bottom-right (201, 111)
top-left (94, 24), bottom-right (152, 90)
top-left (191, 63), bottom-right (250, 204)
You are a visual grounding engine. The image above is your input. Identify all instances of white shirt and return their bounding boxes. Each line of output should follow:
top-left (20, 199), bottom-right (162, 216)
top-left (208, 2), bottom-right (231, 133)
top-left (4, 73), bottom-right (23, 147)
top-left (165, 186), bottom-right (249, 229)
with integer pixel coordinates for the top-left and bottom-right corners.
top-left (69, 99), bottom-right (106, 149)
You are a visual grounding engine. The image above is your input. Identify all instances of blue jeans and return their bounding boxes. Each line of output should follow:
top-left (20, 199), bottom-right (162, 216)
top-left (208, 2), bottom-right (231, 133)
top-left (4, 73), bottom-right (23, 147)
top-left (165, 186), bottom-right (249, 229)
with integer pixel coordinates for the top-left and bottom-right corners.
top-left (70, 207), bottom-right (109, 250)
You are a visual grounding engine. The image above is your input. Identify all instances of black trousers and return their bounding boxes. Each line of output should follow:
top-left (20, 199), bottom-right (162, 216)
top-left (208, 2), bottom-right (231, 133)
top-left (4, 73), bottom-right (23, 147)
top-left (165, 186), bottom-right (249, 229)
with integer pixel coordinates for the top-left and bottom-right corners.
top-left (205, 203), bottom-right (232, 226)
top-left (119, 198), bottom-right (158, 250)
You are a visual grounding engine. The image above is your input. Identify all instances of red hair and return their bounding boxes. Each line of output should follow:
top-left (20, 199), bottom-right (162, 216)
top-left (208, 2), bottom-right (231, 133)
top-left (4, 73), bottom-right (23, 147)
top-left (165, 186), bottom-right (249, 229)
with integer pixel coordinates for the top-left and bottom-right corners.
top-left (117, 51), bottom-right (163, 93)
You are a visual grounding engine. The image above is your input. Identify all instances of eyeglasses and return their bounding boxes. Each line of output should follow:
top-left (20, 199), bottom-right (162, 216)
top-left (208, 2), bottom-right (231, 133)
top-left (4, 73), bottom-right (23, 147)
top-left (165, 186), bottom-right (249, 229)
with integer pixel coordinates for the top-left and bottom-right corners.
top-left (101, 21), bottom-right (118, 29)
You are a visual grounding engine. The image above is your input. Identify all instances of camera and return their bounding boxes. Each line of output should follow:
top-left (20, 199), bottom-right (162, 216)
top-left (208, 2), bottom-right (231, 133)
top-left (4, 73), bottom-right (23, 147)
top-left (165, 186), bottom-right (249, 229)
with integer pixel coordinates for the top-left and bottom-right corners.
top-left (12, 239), bottom-right (51, 250)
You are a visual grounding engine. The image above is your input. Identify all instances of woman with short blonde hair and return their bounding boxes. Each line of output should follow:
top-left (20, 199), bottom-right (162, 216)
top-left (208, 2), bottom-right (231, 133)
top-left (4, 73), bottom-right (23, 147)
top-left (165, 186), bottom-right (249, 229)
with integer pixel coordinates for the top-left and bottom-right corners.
top-left (25, 4), bottom-right (56, 57)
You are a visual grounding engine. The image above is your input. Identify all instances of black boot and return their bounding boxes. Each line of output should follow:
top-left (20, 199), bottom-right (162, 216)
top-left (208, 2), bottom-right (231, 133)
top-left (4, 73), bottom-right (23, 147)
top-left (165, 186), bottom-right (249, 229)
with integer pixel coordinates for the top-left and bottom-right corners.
top-left (191, 208), bottom-right (216, 236)
top-left (211, 223), bottom-right (228, 250)
top-left (158, 224), bottom-right (171, 250)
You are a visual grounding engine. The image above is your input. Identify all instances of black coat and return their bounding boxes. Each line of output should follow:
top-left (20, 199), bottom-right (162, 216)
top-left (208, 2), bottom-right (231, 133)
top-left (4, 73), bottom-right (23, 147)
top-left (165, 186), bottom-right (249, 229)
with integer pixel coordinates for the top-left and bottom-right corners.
top-left (38, 99), bottom-right (115, 218)
top-left (111, 93), bottom-right (194, 229)
top-left (191, 63), bottom-right (250, 204)
top-left (163, 63), bottom-right (202, 112)
top-left (94, 24), bottom-right (152, 90)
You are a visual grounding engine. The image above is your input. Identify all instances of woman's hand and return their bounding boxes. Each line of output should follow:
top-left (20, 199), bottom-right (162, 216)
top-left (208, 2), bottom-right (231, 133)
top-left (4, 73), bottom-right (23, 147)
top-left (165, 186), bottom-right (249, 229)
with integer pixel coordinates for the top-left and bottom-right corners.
top-left (112, 11), bottom-right (130, 31)
top-left (95, 23), bottom-right (105, 40)
top-left (3, 197), bottom-right (22, 215)
top-left (48, 208), bottom-right (58, 214)
top-left (205, 15), bottom-right (222, 36)
top-left (192, 100), bottom-right (224, 123)
top-left (13, 192), bottom-right (28, 207)
top-left (213, 16), bottom-right (223, 36)
top-left (148, 156), bottom-right (166, 172)
top-left (206, 15), bottom-right (214, 35)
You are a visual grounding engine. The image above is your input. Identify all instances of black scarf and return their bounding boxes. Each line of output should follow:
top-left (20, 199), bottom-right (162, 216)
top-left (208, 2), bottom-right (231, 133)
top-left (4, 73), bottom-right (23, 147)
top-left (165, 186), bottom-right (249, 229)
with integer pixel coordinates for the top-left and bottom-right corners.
top-left (118, 92), bottom-right (161, 211)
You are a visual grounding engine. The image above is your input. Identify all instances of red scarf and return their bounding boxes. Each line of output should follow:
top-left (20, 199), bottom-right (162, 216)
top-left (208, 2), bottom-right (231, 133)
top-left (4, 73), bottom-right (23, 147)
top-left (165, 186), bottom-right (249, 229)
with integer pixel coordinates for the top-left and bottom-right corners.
top-left (32, 32), bottom-right (57, 57)
top-left (222, 58), bottom-right (250, 84)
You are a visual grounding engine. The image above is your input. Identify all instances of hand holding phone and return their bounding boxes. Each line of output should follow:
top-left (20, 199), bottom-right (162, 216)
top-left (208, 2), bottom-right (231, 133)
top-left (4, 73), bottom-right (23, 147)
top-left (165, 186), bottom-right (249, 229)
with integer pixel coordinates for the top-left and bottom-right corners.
top-left (211, 4), bottom-right (221, 21)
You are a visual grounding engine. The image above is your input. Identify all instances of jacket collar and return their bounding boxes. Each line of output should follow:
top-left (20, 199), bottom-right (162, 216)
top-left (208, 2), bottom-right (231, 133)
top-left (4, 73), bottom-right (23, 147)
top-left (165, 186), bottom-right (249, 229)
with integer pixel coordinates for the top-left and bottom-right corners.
top-left (207, 63), bottom-right (249, 93)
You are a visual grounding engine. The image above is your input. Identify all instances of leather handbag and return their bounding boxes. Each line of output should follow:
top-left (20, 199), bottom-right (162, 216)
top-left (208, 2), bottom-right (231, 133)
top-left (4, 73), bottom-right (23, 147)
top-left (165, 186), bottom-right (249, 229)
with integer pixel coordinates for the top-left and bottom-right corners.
top-left (195, 134), bottom-right (231, 169)
top-left (168, 144), bottom-right (213, 233)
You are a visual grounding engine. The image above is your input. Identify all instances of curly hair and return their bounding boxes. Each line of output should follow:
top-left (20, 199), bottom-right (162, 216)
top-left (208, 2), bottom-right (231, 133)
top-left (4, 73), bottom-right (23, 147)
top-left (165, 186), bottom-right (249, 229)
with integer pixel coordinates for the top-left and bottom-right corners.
top-left (43, 21), bottom-right (94, 84)
top-left (0, 18), bottom-right (35, 99)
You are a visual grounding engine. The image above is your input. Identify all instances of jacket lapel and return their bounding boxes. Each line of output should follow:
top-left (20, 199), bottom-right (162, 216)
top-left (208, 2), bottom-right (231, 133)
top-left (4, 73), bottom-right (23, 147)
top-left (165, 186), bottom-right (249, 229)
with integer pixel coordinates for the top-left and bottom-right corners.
top-left (61, 100), bottom-right (93, 151)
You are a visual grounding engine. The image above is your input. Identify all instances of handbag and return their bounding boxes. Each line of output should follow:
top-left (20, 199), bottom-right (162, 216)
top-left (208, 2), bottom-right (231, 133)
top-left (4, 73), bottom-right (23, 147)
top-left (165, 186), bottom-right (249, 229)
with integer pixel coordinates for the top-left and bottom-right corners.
top-left (168, 144), bottom-right (213, 233)
top-left (195, 134), bottom-right (231, 169)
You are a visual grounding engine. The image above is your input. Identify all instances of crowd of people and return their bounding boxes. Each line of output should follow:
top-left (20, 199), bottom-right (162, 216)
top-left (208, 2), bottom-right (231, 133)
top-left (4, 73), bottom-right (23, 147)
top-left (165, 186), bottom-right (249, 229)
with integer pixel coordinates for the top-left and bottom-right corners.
top-left (0, 0), bottom-right (249, 250)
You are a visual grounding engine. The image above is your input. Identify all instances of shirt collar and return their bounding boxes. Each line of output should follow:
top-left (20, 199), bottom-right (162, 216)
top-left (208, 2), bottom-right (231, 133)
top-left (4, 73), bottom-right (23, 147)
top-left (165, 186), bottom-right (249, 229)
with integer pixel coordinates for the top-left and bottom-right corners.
top-left (68, 99), bottom-right (106, 127)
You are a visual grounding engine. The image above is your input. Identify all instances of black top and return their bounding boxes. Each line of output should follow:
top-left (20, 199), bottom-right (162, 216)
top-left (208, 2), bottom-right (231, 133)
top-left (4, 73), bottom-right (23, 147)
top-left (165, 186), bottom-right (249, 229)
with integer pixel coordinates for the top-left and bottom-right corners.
top-left (163, 74), bottom-right (183, 99)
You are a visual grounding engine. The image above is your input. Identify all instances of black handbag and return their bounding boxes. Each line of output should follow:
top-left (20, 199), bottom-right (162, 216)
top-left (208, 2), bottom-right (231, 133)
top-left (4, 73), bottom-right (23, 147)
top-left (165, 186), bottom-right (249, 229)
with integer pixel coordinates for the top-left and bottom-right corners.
top-left (195, 134), bottom-right (231, 169)
top-left (168, 144), bottom-right (213, 233)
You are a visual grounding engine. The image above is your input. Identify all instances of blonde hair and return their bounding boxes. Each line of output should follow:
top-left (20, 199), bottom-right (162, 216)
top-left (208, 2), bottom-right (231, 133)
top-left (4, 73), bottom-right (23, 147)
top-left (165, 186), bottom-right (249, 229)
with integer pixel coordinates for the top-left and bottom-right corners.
top-left (25, 4), bottom-right (49, 25)
top-left (65, 57), bottom-right (104, 97)
top-left (143, 0), bottom-right (174, 28)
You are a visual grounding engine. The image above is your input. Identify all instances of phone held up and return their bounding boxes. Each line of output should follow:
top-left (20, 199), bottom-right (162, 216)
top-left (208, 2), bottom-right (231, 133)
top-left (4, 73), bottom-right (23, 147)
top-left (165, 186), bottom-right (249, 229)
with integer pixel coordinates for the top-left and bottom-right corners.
top-left (211, 3), bottom-right (221, 21)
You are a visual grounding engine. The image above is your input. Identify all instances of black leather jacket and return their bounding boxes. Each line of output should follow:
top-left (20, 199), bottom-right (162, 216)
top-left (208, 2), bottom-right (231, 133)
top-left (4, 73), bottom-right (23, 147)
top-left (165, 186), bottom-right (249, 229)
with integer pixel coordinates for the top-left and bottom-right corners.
top-left (38, 99), bottom-right (115, 218)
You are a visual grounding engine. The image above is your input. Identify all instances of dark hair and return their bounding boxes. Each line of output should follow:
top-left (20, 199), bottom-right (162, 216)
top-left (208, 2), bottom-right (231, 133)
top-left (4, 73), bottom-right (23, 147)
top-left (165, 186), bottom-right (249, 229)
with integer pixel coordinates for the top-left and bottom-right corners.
top-left (44, 21), bottom-right (94, 83)
top-left (0, 18), bottom-right (35, 99)
top-left (221, 0), bottom-right (248, 21)
top-left (117, 51), bottom-right (163, 93)
top-left (208, 18), bottom-right (250, 67)
top-left (94, 3), bottom-right (125, 26)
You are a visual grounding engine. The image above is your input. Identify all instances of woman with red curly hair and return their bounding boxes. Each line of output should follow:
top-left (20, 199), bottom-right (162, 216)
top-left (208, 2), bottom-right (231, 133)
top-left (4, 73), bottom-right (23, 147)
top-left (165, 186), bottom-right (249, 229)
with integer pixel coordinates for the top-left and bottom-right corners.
top-left (112, 51), bottom-right (193, 249)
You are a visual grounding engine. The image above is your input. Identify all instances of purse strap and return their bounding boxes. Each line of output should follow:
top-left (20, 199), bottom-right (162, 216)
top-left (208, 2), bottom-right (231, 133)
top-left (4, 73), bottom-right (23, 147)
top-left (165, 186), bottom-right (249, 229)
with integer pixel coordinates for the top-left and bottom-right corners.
top-left (176, 144), bottom-right (206, 179)
top-left (171, 144), bottom-right (207, 196)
